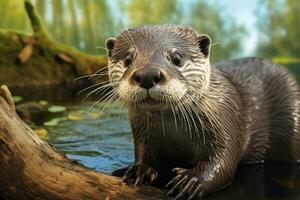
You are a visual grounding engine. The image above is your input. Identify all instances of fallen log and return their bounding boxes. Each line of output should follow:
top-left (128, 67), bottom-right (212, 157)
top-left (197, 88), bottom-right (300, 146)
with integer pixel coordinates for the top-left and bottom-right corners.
top-left (0, 1), bottom-right (107, 89)
top-left (0, 85), bottom-right (166, 200)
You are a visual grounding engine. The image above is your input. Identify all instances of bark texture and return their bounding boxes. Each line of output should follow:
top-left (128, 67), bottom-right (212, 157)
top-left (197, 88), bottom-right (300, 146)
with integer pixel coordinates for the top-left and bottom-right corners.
top-left (0, 85), bottom-right (166, 200)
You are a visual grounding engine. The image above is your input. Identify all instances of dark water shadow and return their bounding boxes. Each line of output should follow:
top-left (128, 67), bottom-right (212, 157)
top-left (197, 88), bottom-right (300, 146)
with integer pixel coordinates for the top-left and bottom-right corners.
top-left (207, 162), bottom-right (300, 200)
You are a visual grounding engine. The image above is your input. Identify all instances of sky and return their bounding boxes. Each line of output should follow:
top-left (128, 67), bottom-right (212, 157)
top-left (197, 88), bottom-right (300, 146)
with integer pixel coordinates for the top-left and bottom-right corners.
top-left (187, 0), bottom-right (260, 56)
top-left (217, 0), bottom-right (259, 56)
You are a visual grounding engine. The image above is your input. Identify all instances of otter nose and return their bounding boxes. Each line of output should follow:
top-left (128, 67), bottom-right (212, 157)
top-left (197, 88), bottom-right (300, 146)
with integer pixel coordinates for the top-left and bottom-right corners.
top-left (132, 69), bottom-right (163, 89)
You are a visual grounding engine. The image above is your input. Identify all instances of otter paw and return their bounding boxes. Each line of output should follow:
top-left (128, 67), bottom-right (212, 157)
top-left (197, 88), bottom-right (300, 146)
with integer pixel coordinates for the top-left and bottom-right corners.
top-left (166, 168), bottom-right (205, 200)
top-left (122, 163), bottom-right (158, 185)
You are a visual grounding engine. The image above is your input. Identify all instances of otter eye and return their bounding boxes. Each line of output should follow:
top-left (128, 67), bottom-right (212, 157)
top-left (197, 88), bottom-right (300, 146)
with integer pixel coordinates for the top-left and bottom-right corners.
top-left (124, 54), bottom-right (132, 67)
top-left (171, 52), bottom-right (182, 66)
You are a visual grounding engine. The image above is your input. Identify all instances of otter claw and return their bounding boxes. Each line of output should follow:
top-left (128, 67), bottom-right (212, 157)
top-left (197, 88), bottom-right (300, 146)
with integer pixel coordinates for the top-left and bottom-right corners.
top-left (150, 173), bottom-right (157, 183)
top-left (166, 169), bottom-right (206, 200)
top-left (166, 175), bottom-right (188, 196)
top-left (134, 176), bottom-right (142, 185)
top-left (166, 174), bottom-right (182, 188)
top-left (122, 163), bottom-right (157, 185)
top-left (173, 167), bottom-right (188, 174)
top-left (175, 178), bottom-right (197, 199)
top-left (188, 184), bottom-right (204, 200)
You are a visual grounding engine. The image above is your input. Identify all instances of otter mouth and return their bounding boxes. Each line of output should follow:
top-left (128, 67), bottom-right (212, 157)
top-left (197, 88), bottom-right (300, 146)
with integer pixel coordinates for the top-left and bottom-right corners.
top-left (142, 98), bottom-right (160, 106)
top-left (137, 97), bottom-right (168, 111)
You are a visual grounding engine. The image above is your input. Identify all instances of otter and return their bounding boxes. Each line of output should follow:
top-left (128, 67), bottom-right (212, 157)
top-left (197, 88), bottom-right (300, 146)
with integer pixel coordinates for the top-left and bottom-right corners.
top-left (104, 24), bottom-right (300, 199)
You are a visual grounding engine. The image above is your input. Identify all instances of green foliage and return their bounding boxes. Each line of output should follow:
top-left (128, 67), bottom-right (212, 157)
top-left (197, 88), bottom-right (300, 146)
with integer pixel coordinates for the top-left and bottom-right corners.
top-left (122, 0), bottom-right (244, 62)
top-left (0, 0), bottom-right (245, 62)
top-left (0, 1), bottom-right (107, 88)
top-left (188, 1), bottom-right (245, 61)
top-left (126, 0), bottom-right (179, 25)
top-left (257, 0), bottom-right (300, 58)
top-left (12, 96), bottom-right (23, 104)
top-left (48, 105), bottom-right (67, 113)
top-left (0, 0), bottom-right (31, 33)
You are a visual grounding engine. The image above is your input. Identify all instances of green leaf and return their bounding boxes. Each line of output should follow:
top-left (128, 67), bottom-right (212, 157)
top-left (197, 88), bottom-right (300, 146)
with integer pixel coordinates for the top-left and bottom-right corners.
top-left (38, 100), bottom-right (49, 106)
top-left (43, 118), bottom-right (62, 126)
top-left (48, 105), bottom-right (67, 113)
top-left (12, 96), bottom-right (23, 103)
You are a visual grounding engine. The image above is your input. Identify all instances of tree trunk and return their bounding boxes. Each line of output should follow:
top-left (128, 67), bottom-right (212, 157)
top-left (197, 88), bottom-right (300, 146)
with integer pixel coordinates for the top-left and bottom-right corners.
top-left (0, 85), bottom-right (166, 199)
top-left (68, 0), bottom-right (80, 48)
top-left (83, 0), bottom-right (95, 53)
top-left (52, 0), bottom-right (65, 42)
top-left (36, 0), bottom-right (46, 22)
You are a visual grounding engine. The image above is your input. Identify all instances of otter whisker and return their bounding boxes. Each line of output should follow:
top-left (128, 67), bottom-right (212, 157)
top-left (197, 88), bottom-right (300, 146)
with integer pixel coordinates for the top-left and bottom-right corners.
top-left (77, 82), bottom-right (107, 95)
top-left (89, 67), bottom-right (109, 80)
top-left (74, 72), bottom-right (109, 82)
top-left (99, 94), bottom-right (121, 120)
top-left (163, 95), bottom-right (174, 129)
top-left (121, 20), bottom-right (136, 48)
top-left (78, 81), bottom-right (114, 97)
top-left (182, 100), bottom-right (200, 139)
top-left (125, 30), bottom-right (137, 49)
top-left (86, 88), bottom-right (117, 113)
top-left (160, 111), bottom-right (166, 136)
top-left (74, 66), bottom-right (109, 82)
top-left (209, 42), bottom-right (221, 48)
top-left (182, 92), bottom-right (206, 143)
top-left (96, 46), bottom-right (108, 50)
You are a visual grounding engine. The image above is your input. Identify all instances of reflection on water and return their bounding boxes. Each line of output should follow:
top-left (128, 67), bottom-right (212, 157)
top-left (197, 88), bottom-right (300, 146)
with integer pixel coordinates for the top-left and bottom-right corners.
top-left (209, 162), bottom-right (300, 200)
top-left (44, 101), bottom-right (134, 173)
top-left (31, 100), bottom-right (300, 199)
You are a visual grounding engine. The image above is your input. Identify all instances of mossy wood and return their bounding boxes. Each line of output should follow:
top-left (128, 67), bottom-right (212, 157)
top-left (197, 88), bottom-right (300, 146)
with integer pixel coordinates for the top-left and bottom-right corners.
top-left (0, 1), bottom-right (107, 88)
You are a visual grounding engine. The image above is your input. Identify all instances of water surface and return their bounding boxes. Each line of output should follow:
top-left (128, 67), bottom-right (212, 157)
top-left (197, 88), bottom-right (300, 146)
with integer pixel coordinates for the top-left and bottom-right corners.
top-left (26, 99), bottom-right (300, 199)
top-left (44, 101), bottom-right (134, 173)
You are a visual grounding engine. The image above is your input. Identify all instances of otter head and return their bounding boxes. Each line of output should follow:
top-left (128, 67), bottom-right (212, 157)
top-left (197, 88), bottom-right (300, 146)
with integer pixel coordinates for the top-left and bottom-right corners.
top-left (105, 25), bottom-right (211, 112)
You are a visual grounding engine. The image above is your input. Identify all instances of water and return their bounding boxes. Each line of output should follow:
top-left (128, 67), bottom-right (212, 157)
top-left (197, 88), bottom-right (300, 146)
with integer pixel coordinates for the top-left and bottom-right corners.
top-left (23, 99), bottom-right (300, 199)
top-left (43, 101), bottom-right (134, 174)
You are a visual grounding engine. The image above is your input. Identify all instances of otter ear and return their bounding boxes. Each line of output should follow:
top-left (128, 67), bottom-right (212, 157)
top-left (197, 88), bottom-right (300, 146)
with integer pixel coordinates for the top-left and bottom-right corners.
top-left (197, 34), bottom-right (211, 58)
top-left (105, 37), bottom-right (116, 57)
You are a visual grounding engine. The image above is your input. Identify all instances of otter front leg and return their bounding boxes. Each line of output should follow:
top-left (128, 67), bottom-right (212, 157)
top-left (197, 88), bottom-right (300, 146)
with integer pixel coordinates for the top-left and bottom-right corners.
top-left (166, 159), bottom-right (238, 199)
top-left (122, 141), bottom-right (158, 185)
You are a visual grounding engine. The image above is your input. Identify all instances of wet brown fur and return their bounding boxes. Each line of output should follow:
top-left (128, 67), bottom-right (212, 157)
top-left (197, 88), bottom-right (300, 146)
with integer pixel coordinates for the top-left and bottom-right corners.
top-left (106, 25), bottom-right (300, 199)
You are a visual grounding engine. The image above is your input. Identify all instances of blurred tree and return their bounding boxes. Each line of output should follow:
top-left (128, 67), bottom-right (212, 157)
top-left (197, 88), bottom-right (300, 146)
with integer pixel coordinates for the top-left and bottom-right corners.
top-left (68, 0), bottom-right (80, 48)
top-left (124, 0), bottom-right (244, 62)
top-left (0, 0), bottom-right (245, 60)
top-left (36, 0), bottom-right (46, 21)
top-left (92, 0), bottom-right (115, 54)
top-left (52, 0), bottom-right (65, 42)
top-left (257, 0), bottom-right (300, 58)
top-left (188, 0), bottom-right (245, 61)
top-left (0, 0), bottom-right (30, 32)
top-left (82, 0), bottom-right (96, 53)
top-left (0, 0), bottom-right (9, 27)
top-left (127, 0), bottom-right (179, 26)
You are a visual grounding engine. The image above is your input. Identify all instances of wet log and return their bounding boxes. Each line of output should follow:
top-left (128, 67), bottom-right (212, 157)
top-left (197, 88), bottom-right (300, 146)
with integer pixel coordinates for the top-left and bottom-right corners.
top-left (0, 85), bottom-right (166, 200)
